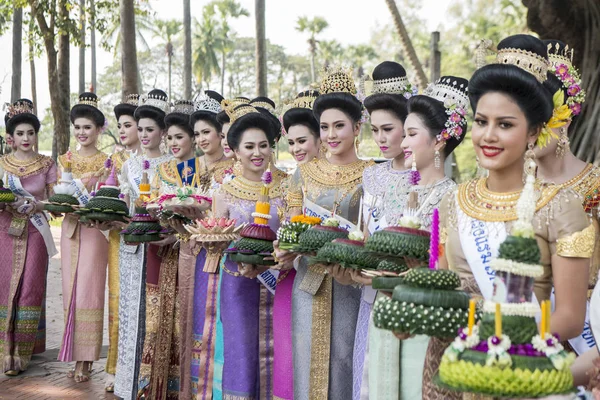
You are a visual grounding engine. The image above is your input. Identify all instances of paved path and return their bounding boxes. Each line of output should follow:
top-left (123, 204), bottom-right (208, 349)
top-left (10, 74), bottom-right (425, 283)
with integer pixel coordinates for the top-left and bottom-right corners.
top-left (0, 227), bottom-right (118, 399)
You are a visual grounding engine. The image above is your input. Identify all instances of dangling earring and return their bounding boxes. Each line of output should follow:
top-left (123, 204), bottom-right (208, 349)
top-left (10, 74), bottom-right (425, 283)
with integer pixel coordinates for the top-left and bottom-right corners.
top-left (524, 142), bottom-right (537, 180)
top-left (434, 150), bottom-right (441, 170)
top-left (556, 127), bottom-right (569, 159)
top-left (159, 135), bottom-right (167, 155)
top-left (355, 137), bottom-right (360, 154)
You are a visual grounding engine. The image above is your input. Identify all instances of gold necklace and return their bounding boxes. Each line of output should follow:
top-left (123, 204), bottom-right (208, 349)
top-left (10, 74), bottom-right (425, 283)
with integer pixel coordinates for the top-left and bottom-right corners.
top-left (301, 158), bottom-right (372, 188)
top-left (222, 174), bottom-right (283, 201)
top-left (458, 178), bottom-right (560, 222)
top-left (0, 153), bottom-right (49, 177)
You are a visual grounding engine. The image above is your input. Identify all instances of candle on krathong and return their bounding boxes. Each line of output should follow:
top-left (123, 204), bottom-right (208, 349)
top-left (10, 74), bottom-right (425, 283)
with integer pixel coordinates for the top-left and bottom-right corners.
top-left (545, 300), bottom-right (551, 338)
top-left (495, 303), bottom-right (502, 337)
top-left (429, 208), bottom-right (440, 270)
top-left (540, 300), bottom-right (547, 339)
top-left (468, 299), bottom-right (476, 335)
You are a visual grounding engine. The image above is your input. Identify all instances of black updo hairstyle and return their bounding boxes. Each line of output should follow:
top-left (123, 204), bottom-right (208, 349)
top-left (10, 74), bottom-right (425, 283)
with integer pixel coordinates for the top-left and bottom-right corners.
top-left (313, 92), bottom-right (363, 124)
top-left (251, 97), bottom-right (282, 142)
top-left (70, 92), bottom-right (106, 127)
top-left (406, 76), bottom-right (469, 157)
top-left (542, 39), bottom-right (579, 135)
top-left (165, 102), bottom-right (195, 138)
top-left (282, 90), bottom-right (320, 139)
top-left (190, 90), bottom-right (225, 133)
top-left (4, 99), bottom-right (41, 134)
top-left (469, 35), bottom-right (553, 133)
top-left (364, 61), bottom-right (409, 123)
top-left (114, 94), bottom-right (139, 121)
top-left (227, 105), bottom-right (277, 151)
top-left (134, 89), bottom-right (168, 130)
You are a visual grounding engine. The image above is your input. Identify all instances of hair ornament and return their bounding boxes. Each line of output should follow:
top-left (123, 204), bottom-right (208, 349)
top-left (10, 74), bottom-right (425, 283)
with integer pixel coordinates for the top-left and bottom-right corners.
top-left (221, 97), bottom-right (250, 112)
top-left (139, 91), bottom-right (170, 113)
top-left (355, 78), bottom-right (370, 124)
top-left (251, 101), bottom-right (276, 114)
top-left (124, 94), bottom-right (140, 106)
top-left (475, 39), bottom-right (494, 69)
top-left (319, 65), bottom-right (357, 95)
top-left (5, 100), bottom-right (35, 119)
top-left (194, 93), bottom-right (222, 114)
top-left (547, 44), bottom-right (585, 116)
top-left (227, 104), bottom-right (260, 123)
top-left (78, 95), bottom-right (100, 109)
top-left (424, 77), bottom-right (469, 142)
top-left (495, 47), bottom-right (549, 83)
top-left (538, 90), bottom-right (571, 147)
top-left (169, 100), bottom-right (195, 116)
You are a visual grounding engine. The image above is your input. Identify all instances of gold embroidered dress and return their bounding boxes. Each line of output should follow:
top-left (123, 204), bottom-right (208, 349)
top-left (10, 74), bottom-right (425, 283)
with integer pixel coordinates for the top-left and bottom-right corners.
top-left (57, 151), bottom-right (109, 362)
top-left (0, 154), bottom-right (56, 372)
top-left (288, 157), bottom-right (374, 400)
top-left (424, 178), bottom-right (594, 400)
top-left (106, 149), bottom-right (131, 375)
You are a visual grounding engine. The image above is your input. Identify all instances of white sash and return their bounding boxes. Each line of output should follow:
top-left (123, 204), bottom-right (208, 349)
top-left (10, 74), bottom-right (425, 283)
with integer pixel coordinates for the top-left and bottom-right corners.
top-left (362, 192), bottom-right (387, 234)
top-left (457, 206), bottom-right (506, 300)
top-left (68, 178), bottom-right (91, 206)
top-left (303, 198), bottom-right (356, 231)
top-left (5, 173), bottom-right (58, 257)
top-left (257, 269), bottom-right (279, 295)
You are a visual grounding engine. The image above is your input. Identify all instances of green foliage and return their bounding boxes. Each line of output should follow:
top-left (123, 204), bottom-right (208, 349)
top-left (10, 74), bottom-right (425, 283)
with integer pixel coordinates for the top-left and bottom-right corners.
top-left (498, 236), bottom-right (541, 265)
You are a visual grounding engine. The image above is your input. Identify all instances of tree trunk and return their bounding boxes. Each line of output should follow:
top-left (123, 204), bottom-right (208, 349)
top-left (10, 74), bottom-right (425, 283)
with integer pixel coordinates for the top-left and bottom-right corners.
top-left (385, 0), bottom-right (428, 90)
top-left (120, 0), bottom-right (139, 99)
top-left (57, 1), bottom-right (71, 158)
top-left (168, 51), bottom-right (172, 100)
top-left (90, 0), bottom-right (96, 92)
top-left (79, 0), bottom-right (86, 94)
top-left (255, 0), bottom-right (267, 96)
top-left (28, 18), bottom-right (37, 114)
top-left (11, 6), bottom-right (23, 102)
top-left (221, 49), bottom-right (226, 96)
top-left (310, 49), bottom-right (316, 83)
top-left (183, 0), bottom-right (192, 99)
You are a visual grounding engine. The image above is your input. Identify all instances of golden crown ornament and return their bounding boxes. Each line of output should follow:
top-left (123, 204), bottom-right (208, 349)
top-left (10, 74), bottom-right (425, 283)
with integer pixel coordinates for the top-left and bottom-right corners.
top-left (319, 65), bottom-right (357, 95)
top-left (227, 104), bottom-right (260, 123)
top-left (495, 48), bottom-right (549, 83)
top-left (170, 100), bottom-right (195, 115)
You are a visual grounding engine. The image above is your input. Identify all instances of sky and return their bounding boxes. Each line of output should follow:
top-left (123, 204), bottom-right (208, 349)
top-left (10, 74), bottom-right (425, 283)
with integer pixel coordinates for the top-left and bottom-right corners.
top-left (0, 0), bottom-right (453, 122)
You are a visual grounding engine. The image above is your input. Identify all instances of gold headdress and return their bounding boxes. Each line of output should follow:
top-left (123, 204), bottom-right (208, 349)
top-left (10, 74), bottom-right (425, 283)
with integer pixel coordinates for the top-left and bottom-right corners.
top-left (250, 99), bottom-right (276, 114)
top-left (139, 90), bottom-right (170, 113)
top-left (221, 97), bottom-right (251, 112)
top-left (495, 48), bottom-right (549, 83)
top-left (547, 43), bottom-right (574, 69)
top-left (124, 94), bottom-right (140, 106)
top-left (319, 65), bottom-right (357, 95)
top-left (290, 90), bottom-right (319, 110)
top-left (227, 104), bottom-right (260, 123)
top-left (5, 100), bottom-right (35, 119)
top-left (170, 100), bottom-right (195, 116)
top-left (77, 94), bottom-right (100, 109)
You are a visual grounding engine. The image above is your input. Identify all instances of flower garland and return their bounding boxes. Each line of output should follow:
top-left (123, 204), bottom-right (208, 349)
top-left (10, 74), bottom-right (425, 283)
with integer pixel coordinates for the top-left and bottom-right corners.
top-left (290, 215), bottom-right (322, 225)
top-left (554, 63), bottom-right (586, 116)
top-left (437, 99), bottom-right (467, 142)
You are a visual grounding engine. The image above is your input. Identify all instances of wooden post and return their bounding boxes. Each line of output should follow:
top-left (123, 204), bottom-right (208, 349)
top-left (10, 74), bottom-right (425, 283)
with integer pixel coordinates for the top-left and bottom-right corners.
top-left (430, 31), bottom-right (441, 82)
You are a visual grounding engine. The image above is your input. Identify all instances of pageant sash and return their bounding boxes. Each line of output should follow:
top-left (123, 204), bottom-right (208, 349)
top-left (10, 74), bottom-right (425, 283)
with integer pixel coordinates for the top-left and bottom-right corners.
top-left (304, 198), bottom-right (356, 231)
top-left (6, 173), bottom-right (58, 257)
top-left (68, 178), bottom-right (91, 206)
top-left (457, 205), bottom-right (507, 300)
top-left (590, 281), bottom-right (600, 351)
top-left (257, 269), bottom-right (279, 295)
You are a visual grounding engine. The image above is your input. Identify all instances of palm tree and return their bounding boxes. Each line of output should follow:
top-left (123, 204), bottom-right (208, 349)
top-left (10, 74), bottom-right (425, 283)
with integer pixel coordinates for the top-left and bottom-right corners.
top-left (347, 44), bottom-right (378, 77)
top-left (101, 3), bottom-right (153, 55)
top-left (120, 0), bottom-right (139, 98)
top-left (27, 16), bottom-right (37, 113)
top-left (318, 39), bottom-right (343, 68)
top-left (255, 0), bottom-right (267, 96)
top-left (385, 0), bottom-right (428, 89)
top-left (295, 16), bottom-right (328, 83)
top-left (11, 6), bottom-right (23, 101)
top-left (90, 0), bottom-right (97, 92)
top-left (153, 19), bottom-right (182, 100)
top-left (193, 10), bottom-right (223, 90)
top-left (78, 0), bottom-right (86, 93)
top-left (212, 0), bottom-right (249, 95)
top-left (183, 0), bottom-right (192, 98)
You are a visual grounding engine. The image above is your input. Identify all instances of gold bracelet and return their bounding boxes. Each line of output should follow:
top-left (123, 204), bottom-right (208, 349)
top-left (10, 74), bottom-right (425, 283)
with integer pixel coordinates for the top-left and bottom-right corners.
top-left (176, 233), bottom-right (190, 243)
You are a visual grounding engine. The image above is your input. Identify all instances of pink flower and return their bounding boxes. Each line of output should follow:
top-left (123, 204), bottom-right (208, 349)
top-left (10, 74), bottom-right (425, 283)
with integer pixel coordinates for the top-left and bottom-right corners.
top-left (555, 64), bottom-right (569, 77)
top-left (450, 113), bottom-right (462, 123)
top-left (454, 126), bottom-right (463, 137)
top-left (567, 84), bottom-right (581, 96)
top-left (442, 130), bottom-right (450, 140)
top-left (570, 103), bottom-right (582, 116)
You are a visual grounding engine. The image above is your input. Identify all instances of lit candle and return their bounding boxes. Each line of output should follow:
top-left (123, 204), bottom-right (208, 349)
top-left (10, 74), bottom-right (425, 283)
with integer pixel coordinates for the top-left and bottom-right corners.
top-left (540, 301), bottom-right (547, 339)
top-left (495, 303), bottom-right (502, 338)
top-left (468, 299), bottom-right (476, 335)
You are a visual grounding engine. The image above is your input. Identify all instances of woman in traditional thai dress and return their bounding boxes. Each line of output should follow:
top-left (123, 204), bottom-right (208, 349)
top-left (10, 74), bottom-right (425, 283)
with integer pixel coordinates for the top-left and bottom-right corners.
top-left (217, 97), bottom-right (251, 164)
top-left (137, 97), bottom-right (197, 400)
top-left (433, 34), bottom-right (594, 400)
top-left (274, 66), bottom-right (374, 400)
top-left (536, 41), bottom-right (600, 359)
top-left (114, 89), bottom-right (172, 400)
top-left (284, 90), bottom-right (322, 166)
top-left (0, 99), bottom-right (57, 376)
top-left (57, 92), bottom-right (110, 383)
top-left (104, 93), bottom-right (142, 392)
top-left (266, 90), bottom-right (322, 400)
top-left (207, 105), bottom-right (286, 400)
